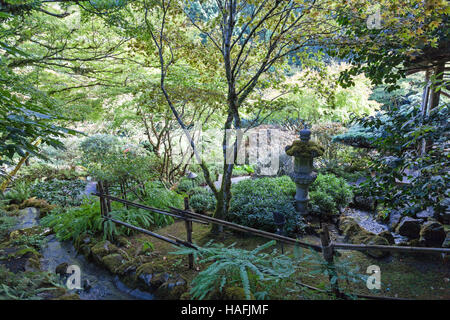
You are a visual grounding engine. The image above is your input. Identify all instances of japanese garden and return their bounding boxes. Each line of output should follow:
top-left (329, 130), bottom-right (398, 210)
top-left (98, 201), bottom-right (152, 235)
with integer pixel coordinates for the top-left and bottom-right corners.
top-left (0, 0), bottom-right (449, 301)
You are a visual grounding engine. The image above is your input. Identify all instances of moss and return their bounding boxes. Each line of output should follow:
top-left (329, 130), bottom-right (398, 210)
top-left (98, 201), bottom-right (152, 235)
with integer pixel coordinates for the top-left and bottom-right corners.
top-left (136, 261), bottom-right (166, 277)
top-left (5, 204), bottom-right (20, 212)
top-left (55, 293), bottom-right (81, 300)
top-left (19, 198), bottom-right (55, 216)
top-left (180, 292), bottom-right (191, 300)
top-left (90, 240), bottom-right (118, 262)
top-left (224, 287), bottom-right (254, 300)
top-left (156, 277), bottom-right (188, 300)
top-left (285, 140), bottom-right (324, 158)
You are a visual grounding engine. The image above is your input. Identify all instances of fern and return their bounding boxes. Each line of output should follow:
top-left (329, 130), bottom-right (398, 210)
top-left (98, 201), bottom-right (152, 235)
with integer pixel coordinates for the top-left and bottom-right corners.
top-left (172, 240), bottom-right (295, 300)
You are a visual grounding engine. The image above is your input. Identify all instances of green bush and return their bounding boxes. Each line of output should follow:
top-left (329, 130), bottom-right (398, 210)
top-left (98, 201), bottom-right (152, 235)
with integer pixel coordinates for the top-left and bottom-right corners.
top-left (31, 179), bottom-right (87, 207)
top-left (190, 188), bottom-right (216, 213)
top-left (141, 182), bottom-right (184, 210)
top-left (309, 174), bottom-right (353, 217)
top-left (228, 176), bottom-right (300, 235)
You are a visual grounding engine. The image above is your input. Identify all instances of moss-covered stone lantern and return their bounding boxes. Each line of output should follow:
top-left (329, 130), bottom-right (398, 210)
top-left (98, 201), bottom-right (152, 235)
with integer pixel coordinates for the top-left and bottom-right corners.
top-left (285, 128), bottom-right (324, 215)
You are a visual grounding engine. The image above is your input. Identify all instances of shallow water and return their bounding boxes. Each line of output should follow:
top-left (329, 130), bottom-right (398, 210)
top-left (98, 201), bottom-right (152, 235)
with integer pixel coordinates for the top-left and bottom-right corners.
top-left (40, 234), bottom-right (153, 300)
top-left (14, 207), bottom-right (153, 300)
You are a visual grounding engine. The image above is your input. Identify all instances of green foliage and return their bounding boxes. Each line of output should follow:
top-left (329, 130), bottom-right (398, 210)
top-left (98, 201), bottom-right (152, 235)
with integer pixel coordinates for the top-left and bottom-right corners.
top-left (232, 165), bottom-right (255, 177)
top-left (189, 188), bottom-right (216, 214)
top-left (2, 181), bottom-right (31, 204)
top-left (18, 163), bottom-right (85, 182)
top-left (293, 247), bottom-right (368, 298)
top-left (0, 265), bottom-right (64, 300)
top-left (309, 174), bottom-right (354, 217)
top-left (41, 199), bottom-right (105, 242)
top-left (141, 182), bottom-right (184, 210)
top-left (353, 100), bottom-right (449, 216)
top-left (0, 209), bottom-right (17, 242)
top-left (31, 179), bottom-right (87, 207)
top-left (172, 240), bottom-right (295, 300)
top-left (110, 207), bottom-right (174, 235)
top-left (228, 177), bottom-right (301, 235)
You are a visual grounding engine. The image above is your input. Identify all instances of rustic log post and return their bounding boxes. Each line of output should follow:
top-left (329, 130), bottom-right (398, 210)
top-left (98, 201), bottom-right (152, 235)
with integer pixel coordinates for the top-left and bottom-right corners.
top-left (97, 182), bottom-right (105, 217)
top-left (184, 197), bottom-right (194, 269)
top-left (320, 224), bottom-right (340, 298)
top-left (104, 181), bottom-right (112, 214)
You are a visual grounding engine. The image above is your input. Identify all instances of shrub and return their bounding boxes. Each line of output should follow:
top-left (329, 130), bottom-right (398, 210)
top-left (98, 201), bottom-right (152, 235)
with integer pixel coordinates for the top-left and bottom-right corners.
top-left (309, 174), bottom-right (353, 217)
top-left (31, 179), bottom-right (87, 207)
top-left (142, 182), bottom-right (184, 211)
top-left (18, 163), bottom-right (85, 182)
top-left (228, 176), bottom-right (300, 235)
top-left (189, 188), bottom-right (216, 213)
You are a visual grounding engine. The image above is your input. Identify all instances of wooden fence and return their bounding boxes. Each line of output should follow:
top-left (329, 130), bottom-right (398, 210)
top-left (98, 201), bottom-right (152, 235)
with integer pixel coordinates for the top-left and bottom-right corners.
top-left (93, 181), bottom-right (449, 300)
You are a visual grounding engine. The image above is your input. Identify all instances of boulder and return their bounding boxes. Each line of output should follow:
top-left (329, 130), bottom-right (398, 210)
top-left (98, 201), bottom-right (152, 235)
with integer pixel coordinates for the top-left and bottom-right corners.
top-left (55, 262), bottom-right (69, 276)
top-left (388, 210), bottom-right (402, 231)
top-left (339, 216), bottom-right (390, 259)
top-left (156, 276), bottom-right (188, 300)
top-left (395, 217), bottom-right (421, 239)
top-left (379, 230), bottom-right (395, 245)
top-left (352, 195), bottom-right (377, 212)
top-left (101, 254), bottom-right (125, 273)
top-left (90, 240), bottom-right (118, 264)
top-left (416, 207), bottom-right (435, 220)
top-left (419, 220), bottom-right (446, 247)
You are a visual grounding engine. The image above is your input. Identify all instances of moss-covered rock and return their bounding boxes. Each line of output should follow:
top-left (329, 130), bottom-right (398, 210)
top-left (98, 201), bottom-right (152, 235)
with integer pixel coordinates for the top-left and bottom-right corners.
top-left (101, 254), bottom-right (125, 273)
top-left (419, 220), bottom-right (446, 247)
top-left (339, 216), bottom-right (390, 258)
top-left (285, 140), bottom-right (324, 158)
top-left (19, 198), bottom-right (55, 217)
top-left (156, 276), bottom-right (188, 300)
top-left (379, 230), bottom-right (395, 245)
top-left (395, 217), bottom-right (421, 239)
top-left (90, 240), bottom-right (118, 264)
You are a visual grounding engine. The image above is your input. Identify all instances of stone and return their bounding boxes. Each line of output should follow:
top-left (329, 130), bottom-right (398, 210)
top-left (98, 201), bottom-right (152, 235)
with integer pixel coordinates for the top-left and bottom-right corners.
top-left (395, 217), bottom-right (421, 239)
top-left (101, 254), bottom-right (124, 273)
top-left (156, 276), bottom-right (188, 300)
top-left (416, 207), bottom-right (435, 219)
top-left (365, 236), bottom-right (390, 259)
top-left (352, 195), bottom-right (377, 212)
top-left (419, 220), bottom-right (446, 247)
top-left (55, 262), bottom-right (69, 276)
top-left (90, 240), bottom-right (118, 264)
top-left (379, 230), bottom-right (395, 245)
top-left (442, 233), bottom-right (450, 248)
top-left (388, 210), bottom-right (402, 231)
top-left (82, 279), bottom-right (92, 292)
top-left (150, 272), bottom-right (170, 289)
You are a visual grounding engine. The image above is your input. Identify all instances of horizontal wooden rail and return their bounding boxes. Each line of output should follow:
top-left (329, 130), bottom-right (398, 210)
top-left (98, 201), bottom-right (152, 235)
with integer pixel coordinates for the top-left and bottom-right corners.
top-left (333, 242), bottom-right (450, 254)
top-left (92, 192), bottom-right (208, 225)
top-left (169, 207), bottom-right (324, 252)
top-left (104, 216), bottom-right (198, 250)
top-left (170, 207), bottom-right (450, 255)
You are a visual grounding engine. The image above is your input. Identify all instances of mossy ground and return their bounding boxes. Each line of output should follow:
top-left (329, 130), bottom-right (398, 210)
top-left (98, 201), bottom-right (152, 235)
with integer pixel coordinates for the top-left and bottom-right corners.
top-left (129, 221), bottom-right (449, 300)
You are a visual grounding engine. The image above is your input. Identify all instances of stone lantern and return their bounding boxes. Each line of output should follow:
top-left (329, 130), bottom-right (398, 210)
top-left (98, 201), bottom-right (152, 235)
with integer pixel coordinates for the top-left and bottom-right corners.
top-left (285, 127), bottom-right (324, 216)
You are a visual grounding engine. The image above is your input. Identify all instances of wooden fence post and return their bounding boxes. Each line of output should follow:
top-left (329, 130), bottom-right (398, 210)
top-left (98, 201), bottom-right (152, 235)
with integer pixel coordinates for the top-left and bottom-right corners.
top-left (104, 181), bottom-right (112, 214)
top-left (184, 197), bottom-right (194, 269)
top-left (320, 224), bottom-right (341, 298)
top-left (97, 181), bottom-right (105, 217)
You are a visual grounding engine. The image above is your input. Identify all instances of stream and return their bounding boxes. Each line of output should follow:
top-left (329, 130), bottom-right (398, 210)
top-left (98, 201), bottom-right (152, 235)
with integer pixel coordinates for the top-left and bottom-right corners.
top-left (343, 208), bottom-right (409, 244)
top-left (14, 204), bottom-right (153, 300)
